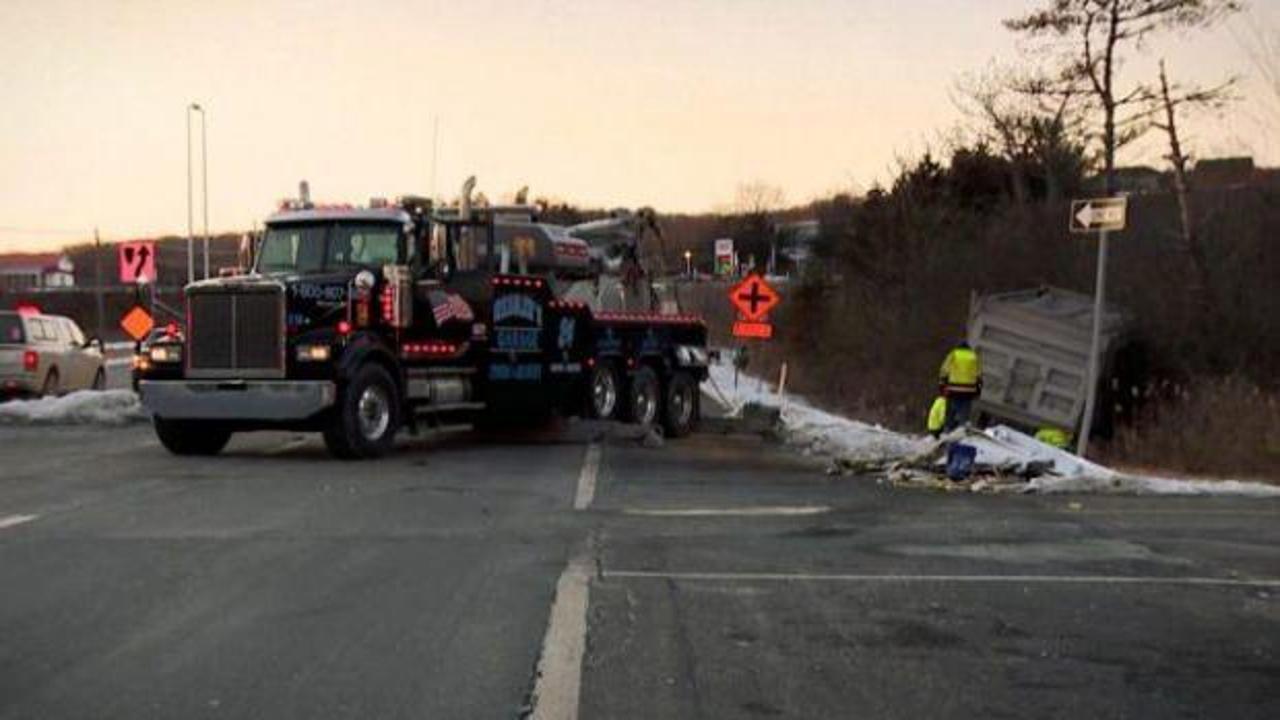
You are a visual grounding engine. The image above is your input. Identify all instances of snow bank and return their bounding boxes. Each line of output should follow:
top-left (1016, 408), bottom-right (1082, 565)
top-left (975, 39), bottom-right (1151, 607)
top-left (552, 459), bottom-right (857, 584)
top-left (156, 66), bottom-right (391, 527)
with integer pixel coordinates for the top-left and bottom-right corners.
top-left (704, 357), bottom-right (1280, 497)
top-left (0, 390), bottom-right (146, 426)
top-left (1028, 473), bottom-right (1280, 497)
top-left (706, 359), bottom-right (931, 462)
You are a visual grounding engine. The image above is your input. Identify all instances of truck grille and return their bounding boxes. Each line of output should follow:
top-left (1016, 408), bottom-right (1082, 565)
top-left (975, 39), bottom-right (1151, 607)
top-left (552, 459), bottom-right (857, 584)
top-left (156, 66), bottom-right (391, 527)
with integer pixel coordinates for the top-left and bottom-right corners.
top-left (187, 287), bottom-right (285, 378)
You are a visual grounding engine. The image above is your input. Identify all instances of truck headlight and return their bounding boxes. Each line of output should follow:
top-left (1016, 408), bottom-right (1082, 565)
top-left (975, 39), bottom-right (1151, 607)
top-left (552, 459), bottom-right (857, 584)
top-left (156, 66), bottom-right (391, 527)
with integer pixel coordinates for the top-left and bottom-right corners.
top-left (296, 344), bottom-right (331, 362)
top-left (148, 345), bottom-right (182, 363)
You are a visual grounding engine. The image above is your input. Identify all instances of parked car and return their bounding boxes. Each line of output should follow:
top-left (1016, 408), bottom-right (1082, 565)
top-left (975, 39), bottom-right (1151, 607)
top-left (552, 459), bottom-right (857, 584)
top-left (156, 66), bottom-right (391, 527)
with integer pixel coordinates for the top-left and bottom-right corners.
top-left (0, 309), bottom-right (106, 398)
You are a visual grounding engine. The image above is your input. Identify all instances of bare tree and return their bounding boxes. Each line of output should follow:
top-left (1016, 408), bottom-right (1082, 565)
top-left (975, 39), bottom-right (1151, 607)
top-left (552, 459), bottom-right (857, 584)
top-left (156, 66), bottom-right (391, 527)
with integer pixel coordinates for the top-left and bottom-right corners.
top-left (1006, 0), bottom-right (1242, 194)
top-left (1232, 9), bottom-right (1280, 133)
top-left (733, 181), bottom-right (786, 215)
top-left (1151, 59), bottom-right (1236, 317)
top-left (956, 66), bottom-right (1090, 202)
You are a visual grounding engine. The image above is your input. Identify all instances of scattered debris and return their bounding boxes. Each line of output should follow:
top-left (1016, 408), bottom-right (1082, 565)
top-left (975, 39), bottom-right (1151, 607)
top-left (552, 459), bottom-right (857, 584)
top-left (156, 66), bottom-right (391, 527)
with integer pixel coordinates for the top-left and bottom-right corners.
top-left (708, 356), bottom-right (1280, 497)
top-left (639, 425), bottom-right (665, 449)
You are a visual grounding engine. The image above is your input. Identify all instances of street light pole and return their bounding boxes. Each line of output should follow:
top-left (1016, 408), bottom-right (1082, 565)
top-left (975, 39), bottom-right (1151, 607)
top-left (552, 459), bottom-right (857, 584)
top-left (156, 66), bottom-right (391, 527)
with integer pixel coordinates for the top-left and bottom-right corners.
top-left (198, 106), bottom-right (209, 279)
top-left (186, 105), bottom-right (195, 286)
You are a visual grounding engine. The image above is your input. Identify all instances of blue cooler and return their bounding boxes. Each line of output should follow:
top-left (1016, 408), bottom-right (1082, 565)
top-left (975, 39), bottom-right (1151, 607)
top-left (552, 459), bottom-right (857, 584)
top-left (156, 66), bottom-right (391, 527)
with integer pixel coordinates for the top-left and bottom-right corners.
top-left (946, 443), bottom-right (977, 481)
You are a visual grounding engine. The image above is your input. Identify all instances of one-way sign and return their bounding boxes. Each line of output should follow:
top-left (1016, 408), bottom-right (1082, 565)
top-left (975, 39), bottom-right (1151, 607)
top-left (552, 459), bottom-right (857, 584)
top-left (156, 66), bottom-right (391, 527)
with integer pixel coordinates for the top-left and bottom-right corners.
top-left (1070, 197), bottom-right (1127, 233)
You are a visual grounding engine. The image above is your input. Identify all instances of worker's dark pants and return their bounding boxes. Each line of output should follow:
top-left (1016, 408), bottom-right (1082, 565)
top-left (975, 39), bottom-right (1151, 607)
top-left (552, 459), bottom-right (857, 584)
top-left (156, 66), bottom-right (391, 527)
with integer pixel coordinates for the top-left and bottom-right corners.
top-left (944, 393), bottom-right (975, 432)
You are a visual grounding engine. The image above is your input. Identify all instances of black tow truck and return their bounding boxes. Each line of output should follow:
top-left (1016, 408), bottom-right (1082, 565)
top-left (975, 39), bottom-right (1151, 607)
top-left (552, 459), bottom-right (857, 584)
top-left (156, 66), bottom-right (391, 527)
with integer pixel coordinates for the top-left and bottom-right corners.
top-left (136, 188), bottom-right (709, 458)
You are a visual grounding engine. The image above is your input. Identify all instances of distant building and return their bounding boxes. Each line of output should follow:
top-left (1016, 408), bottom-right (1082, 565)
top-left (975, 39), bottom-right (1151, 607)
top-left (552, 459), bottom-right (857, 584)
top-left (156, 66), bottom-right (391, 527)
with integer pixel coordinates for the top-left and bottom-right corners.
top-left (773, 220), bottom-right (820, 274)
top-left (1085, 166), bottom-right (1167, 195)
top-left (0, 252), bottom-right (75, 292)
top-left (1192, 157), bottom-right (1256, 188)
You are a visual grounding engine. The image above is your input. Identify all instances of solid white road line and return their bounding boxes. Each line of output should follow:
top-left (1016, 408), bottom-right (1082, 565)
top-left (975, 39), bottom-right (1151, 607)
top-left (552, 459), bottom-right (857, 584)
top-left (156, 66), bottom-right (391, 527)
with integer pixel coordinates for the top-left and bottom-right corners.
top-left (531, 553), bottom-right (592, 720)
top-left (0, 514), bottom-right (39, 531)
top-left (622, 506), bottom-right (831, 517)
top-left (604, 570), bottom-right (1280, 588)
top-left (573, 443), bottom-right (601, 511)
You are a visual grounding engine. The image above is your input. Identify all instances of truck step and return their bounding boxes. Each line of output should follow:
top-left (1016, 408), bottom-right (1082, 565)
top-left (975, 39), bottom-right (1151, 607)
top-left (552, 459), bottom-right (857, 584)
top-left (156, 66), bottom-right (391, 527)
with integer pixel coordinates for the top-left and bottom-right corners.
top-left (412, 402), bottom-right (486, 414)
top-left (407, 367), bottom-right (477, 378)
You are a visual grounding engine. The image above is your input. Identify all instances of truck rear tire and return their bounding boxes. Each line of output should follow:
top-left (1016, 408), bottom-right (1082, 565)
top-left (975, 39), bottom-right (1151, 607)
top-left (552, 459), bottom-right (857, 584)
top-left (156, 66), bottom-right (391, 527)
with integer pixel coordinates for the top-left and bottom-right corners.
top-left (626, 366), bottom-right (661, 427)
top-left (588, 362), bottom-right (621, 420)
top-left (661, 371), bottom-right (699, 438)
top-left (324, 364), bottom-right (400, 459)
top-left (154, 417), bottom-right (233, 456)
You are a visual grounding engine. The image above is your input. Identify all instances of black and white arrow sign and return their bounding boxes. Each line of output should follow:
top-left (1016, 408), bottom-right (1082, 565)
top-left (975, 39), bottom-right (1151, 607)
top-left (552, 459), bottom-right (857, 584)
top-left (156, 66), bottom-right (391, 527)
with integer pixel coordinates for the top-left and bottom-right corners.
top-left (1070, 197), bottom-right (1127, 233)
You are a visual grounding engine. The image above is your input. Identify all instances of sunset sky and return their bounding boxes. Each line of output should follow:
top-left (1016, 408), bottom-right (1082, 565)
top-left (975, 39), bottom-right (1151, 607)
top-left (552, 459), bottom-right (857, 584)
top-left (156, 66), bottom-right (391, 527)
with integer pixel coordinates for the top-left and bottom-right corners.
top-left (1, 0), bottom-right (1275, 251)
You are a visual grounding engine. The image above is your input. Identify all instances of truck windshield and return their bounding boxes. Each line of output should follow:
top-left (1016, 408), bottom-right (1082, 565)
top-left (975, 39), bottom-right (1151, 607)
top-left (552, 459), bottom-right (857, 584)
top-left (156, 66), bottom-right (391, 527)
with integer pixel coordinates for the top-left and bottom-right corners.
top-left (258, 222), bottom-right (402, 274)
top-left (0, 314), bottom-right (25, 344)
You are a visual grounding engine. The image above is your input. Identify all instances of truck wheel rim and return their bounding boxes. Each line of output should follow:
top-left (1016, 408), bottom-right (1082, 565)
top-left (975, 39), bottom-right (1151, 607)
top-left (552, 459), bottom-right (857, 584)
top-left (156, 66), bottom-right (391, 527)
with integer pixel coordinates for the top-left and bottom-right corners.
top-left (635, 381), bottom-right (656, 425)
top-left (670, 382), bottom-right (693, 427)
top-left (357, 385), bottom-right (391, 440)
top-left (592, 369), bottom-right (617, 418)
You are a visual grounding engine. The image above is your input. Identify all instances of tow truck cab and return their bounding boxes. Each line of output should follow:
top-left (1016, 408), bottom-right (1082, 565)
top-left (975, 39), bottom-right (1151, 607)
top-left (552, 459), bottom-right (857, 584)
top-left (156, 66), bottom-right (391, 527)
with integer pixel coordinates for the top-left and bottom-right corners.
top-left (137, 197), bottom-right (709, 458)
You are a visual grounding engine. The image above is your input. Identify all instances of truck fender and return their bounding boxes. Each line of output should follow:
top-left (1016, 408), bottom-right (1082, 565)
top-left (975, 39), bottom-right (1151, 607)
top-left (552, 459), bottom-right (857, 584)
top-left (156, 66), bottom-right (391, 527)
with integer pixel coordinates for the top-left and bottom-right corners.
top-left (335, 333), bottom-right (402, 390)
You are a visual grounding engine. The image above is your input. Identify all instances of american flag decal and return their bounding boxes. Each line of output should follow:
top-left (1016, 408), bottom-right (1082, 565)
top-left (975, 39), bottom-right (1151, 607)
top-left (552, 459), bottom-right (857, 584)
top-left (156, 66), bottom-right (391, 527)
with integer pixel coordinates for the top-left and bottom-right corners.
top-left (430, 292), bottom-right (474, 325)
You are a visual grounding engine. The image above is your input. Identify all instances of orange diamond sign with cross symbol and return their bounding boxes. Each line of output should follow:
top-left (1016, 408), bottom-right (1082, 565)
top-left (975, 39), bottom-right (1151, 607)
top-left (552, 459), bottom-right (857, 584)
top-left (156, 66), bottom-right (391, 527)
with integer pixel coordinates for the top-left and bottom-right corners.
top-left (119, 305), bottom-right (155, 342)
top-left (729, 273), bottom-right (780, 322)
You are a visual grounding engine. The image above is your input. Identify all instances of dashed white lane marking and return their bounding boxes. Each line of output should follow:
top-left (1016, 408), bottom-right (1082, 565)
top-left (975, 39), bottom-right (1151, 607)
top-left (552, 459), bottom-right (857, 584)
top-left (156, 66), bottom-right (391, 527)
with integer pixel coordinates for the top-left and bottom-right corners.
top-left (0, 514), bottom-right (39, 531)
top-left (622, 506), bottom-right (831, 517)
top-left (605, 570), bottom-right (1280, 588)
top-left (530, 552), bottom-right (592, 720)
top-left (573, 443), bottom-right (601, 511)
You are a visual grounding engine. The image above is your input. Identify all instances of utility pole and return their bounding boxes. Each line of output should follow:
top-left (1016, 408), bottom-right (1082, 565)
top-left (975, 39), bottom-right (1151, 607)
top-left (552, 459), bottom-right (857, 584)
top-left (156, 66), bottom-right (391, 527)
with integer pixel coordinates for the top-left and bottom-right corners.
top-left (94, 227), bottom-right (105, 340)
top-left (430, 115), bottom-right (439, 200)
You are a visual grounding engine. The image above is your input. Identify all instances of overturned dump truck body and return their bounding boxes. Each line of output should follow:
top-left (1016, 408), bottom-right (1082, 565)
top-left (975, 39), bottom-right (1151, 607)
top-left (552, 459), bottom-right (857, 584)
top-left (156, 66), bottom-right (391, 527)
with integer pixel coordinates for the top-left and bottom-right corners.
top-left (968, 286), bottom-right (1132, 435)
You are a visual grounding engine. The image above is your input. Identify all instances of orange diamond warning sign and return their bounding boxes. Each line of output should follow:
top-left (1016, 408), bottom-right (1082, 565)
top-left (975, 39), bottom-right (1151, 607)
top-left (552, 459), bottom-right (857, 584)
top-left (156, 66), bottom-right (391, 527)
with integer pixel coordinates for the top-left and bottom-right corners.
top-left (119, 305), bottom-right (154, 342)
top-left (729, 273), bottom-right (780, 322)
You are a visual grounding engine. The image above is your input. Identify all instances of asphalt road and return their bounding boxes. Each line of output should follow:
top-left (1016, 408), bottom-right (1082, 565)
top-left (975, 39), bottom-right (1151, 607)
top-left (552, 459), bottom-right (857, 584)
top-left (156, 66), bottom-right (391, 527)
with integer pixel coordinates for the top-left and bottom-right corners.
top-left (0, 415), bottom-right (1277, 719)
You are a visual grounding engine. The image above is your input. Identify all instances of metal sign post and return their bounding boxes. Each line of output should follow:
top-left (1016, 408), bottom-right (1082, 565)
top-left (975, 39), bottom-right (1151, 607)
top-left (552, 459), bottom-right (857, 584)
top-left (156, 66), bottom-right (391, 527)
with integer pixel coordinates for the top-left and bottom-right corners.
top-left (1077, 228), bottom-right (1108, 458)
top-left (1069, 197), bottom-right (1127, 458)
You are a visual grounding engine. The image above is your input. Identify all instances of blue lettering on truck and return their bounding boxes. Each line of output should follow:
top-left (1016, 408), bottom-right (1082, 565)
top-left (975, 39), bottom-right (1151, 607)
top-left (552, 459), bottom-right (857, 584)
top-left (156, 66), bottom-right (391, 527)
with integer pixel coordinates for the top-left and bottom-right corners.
top-left (493, 294), bottom-right (542, 326)
top-left (495, 327), bottom-right (541, 352)
top-left (489, 363), bottom-right (542, 381)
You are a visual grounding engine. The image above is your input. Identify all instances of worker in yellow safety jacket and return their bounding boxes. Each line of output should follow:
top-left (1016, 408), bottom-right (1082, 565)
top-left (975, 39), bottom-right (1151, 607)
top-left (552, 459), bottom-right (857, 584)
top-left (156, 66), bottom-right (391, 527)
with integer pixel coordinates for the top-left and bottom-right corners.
top-left (927, 396), bottom-right (947, 438)
top-left (938, 340), bottom-right (982, 432)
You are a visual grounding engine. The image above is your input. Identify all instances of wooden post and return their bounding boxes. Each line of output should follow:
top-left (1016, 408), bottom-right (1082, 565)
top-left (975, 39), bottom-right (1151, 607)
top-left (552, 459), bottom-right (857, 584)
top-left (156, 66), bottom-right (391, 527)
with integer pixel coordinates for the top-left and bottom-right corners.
top-left (777, 362), bottom-right (789, 414)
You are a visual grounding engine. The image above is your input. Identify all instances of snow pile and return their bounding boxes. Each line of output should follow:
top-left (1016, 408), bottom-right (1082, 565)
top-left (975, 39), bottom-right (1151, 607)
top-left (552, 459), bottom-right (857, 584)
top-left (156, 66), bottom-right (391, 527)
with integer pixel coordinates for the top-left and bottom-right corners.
top-left (704, 357), bottom-right (1280, 497)
top-left (0, 390), bottom-right (147, 426)
top-left (706, 359), bottom-right (931, 463)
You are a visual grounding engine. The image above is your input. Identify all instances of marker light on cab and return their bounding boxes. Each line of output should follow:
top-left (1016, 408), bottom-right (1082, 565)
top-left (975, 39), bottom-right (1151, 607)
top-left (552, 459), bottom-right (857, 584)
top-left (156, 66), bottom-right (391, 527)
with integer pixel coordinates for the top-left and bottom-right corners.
top-left (295, 344), bottom-right (332, 362)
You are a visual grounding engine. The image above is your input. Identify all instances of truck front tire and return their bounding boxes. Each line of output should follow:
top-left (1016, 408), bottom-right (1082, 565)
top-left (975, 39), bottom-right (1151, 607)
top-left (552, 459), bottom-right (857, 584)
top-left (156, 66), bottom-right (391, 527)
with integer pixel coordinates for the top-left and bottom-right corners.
top-left (153, 417), bottom-right (233, 456)
top-left (324, 364), bottom-right (400, 459)
top-left (661, 371), bottom-right (699, 438)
